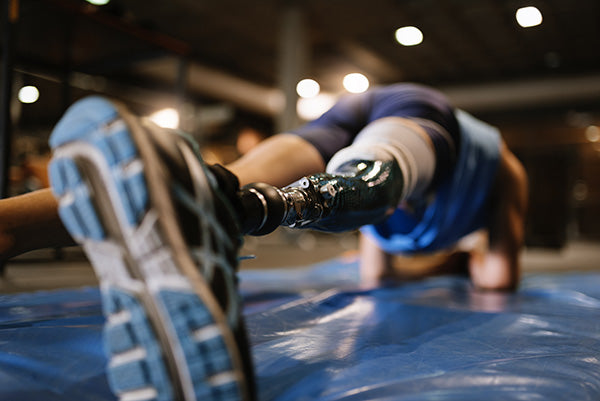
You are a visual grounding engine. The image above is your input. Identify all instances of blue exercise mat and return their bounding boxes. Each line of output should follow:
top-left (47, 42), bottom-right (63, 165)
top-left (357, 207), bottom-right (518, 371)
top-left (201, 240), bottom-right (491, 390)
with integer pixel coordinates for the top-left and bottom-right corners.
top-left (1, 257), bottom-right (600, 400)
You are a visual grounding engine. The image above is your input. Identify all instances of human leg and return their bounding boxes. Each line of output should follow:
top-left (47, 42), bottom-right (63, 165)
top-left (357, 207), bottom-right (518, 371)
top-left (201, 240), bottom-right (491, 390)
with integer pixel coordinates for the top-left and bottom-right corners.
top-left (49, 96), bottom-right (254, 401)
top-left (42, 97), bottom-right (467, 400)
top-left (236, 157), bottom-right (404, 236)
top-left (233, 116), bottom-right (440, 236)
top-left (0, 188), bottom-right (74, 260)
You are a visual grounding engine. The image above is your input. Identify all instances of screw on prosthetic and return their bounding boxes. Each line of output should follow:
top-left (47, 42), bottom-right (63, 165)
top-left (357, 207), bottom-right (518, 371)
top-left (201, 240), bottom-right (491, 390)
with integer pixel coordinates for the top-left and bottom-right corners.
top-left (237, 158), bottom-right (405, 236)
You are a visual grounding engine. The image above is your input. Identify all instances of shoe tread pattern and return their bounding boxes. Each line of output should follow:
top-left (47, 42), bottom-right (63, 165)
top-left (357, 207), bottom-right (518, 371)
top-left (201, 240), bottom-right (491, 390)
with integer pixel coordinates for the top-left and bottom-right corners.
top-left (49, 96), bottom-right (243, 401)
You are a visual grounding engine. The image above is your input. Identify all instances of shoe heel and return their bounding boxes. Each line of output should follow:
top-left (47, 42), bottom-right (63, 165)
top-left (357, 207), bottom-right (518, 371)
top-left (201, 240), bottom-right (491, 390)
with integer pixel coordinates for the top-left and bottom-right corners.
top-left (158, 290), bottom-right (243, 400)
top-left (104, 287), bottom-right (174, 401)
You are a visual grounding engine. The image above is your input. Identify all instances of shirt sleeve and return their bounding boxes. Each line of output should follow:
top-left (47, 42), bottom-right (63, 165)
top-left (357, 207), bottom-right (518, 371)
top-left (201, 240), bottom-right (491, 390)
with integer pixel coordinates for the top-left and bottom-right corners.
top-left (290, 92), bottom-right (371, 163)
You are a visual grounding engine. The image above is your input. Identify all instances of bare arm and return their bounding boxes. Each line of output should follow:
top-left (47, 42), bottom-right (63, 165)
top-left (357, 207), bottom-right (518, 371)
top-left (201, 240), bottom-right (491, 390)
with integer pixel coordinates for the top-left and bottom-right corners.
top-left (469, 142), bottom-right (528, 291)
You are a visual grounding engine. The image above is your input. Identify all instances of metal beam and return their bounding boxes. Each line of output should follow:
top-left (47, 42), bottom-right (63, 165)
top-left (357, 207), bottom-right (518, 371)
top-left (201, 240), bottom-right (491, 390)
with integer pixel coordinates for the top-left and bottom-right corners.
top-left (132, 57), bottom-right (284, 116)
top-left (131, 55), bottom-right (600, 119)
top-left (440, 74), bottom-right (600, 114)
top-left (0, 0), bottom-right (17, 199)
top-left (276, 3), bottom-right (308, 132)
top-left (0, 0), bottom-right (17, 275)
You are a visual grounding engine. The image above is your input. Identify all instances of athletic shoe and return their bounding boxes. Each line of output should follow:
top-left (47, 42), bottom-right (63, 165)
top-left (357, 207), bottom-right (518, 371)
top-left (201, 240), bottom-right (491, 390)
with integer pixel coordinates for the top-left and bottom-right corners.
top-left (48, 96), bottom-right (255, 401)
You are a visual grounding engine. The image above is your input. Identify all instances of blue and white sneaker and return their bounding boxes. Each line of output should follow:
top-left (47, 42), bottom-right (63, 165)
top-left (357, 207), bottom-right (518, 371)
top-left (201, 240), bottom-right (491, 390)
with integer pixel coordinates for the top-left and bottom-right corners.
top-left (48, 96), bottom-right (255, 401)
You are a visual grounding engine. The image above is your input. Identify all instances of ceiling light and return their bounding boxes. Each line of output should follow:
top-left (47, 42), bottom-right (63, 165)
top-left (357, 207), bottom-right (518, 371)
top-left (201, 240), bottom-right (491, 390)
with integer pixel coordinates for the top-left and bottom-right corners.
top-left (343, 73), bottom-right (369, 94)
top-left (395, 26), bottom-right (423, 46)
top-left (85, 0), bottom-right (110, 5)
top-left (297, 94), bottom-right (336, 121)
top-left (296, 79), bottom-right (320, 98)
top-left (516, 6), bottom-right (543, 28)
top-left (18, 85), bottom-right (39, 104)
top-left (149, 108), bottom-right (179, 129)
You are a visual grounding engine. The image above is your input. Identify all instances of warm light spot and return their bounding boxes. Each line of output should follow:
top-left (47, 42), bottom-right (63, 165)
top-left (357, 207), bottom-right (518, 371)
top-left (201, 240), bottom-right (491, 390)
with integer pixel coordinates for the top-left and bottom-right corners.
top-left (149, 108), bottom-right (179, 129)
top-left (516, 6), bottom-right (543, 28)
top-left (395, 26), bottom-right (423, 46)
top-left (18, 86), bottom-right (39, 104)
top-left (343, 73), bottom-right (369, 94)
top-left (296, 79), bottom-right (320, 98)
top-left (297, 93), bottom-right (336, 120)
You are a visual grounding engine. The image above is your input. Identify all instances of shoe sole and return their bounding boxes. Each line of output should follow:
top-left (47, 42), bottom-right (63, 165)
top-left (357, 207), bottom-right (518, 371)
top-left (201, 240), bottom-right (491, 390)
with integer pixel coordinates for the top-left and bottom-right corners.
top-left (48, 97), bottom-right (250, 401)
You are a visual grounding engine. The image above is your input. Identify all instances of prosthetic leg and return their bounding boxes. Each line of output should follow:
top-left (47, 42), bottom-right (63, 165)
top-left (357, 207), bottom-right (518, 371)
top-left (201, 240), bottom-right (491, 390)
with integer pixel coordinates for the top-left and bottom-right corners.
top-left (232, 117), bottom-right (440, 237)
top-left (237, 159), bottom-right (404, 235)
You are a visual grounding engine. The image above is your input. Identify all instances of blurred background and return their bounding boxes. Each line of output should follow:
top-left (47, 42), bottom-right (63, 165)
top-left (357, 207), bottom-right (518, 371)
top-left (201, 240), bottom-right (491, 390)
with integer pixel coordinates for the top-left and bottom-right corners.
top-left (0, 0), bottom-right (599, 292)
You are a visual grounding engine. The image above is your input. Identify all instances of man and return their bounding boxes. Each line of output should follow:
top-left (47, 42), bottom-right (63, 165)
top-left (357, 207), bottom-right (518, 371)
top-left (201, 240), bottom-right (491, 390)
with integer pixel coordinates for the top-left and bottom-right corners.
top-left (228, 84), bottom-right (527, 290)
top-left (0, 83), bottom-right (527, 401)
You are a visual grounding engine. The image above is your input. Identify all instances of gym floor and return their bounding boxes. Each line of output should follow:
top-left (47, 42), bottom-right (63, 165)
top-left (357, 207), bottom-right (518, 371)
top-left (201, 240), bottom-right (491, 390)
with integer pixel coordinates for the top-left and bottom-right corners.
top-left (1, 229), bottom-right (598, 294)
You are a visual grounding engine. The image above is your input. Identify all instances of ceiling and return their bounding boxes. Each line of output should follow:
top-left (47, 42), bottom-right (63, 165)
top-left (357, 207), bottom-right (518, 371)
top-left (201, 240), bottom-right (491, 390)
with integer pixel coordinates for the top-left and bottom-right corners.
top-left (4, 0), bottom-right (600, 245)
top-left (6, 0), bottom-right (600, 130)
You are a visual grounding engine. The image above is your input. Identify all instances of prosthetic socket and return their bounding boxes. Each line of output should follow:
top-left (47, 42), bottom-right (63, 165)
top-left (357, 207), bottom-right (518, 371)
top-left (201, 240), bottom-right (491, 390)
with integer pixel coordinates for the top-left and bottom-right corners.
top-left (237, 159), bottom-right (404, 236)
